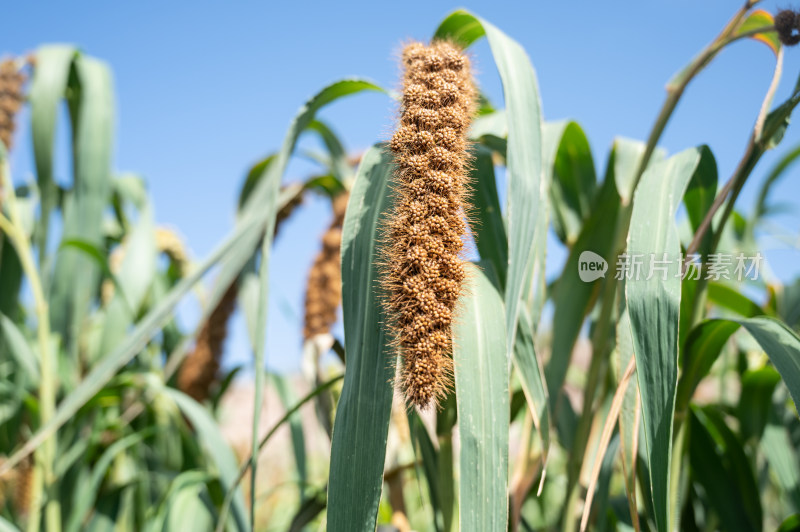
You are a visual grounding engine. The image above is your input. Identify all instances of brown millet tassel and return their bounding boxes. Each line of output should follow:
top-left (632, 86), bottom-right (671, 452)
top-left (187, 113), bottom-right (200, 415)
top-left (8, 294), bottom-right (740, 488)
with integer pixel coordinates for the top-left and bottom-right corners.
top-left (177, 187), bottom-right (303, 402)
top-left (177, 282), bottom-right (238, 402)
top-left (382, 40), bottom-right (476, 409)
top-left (0, 58), bottom-right (25, 151)
top-left (303, 192), bottom-right (348, 339)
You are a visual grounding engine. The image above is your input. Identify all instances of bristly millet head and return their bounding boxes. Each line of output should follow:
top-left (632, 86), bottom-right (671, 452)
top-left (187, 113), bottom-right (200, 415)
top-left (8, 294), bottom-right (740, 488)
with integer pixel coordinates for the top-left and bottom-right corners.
top-left (381, 40), bottom-right (476, 410)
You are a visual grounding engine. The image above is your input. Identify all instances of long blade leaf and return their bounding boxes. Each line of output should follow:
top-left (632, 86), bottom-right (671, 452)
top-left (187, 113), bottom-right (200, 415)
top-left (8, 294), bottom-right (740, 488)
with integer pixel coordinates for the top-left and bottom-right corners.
top-left (453, 262), bottom-right (509, 532)
top-left (625, 147), bottom-right (702, 532)
top-left (327, 145), bottom-right (395, 531)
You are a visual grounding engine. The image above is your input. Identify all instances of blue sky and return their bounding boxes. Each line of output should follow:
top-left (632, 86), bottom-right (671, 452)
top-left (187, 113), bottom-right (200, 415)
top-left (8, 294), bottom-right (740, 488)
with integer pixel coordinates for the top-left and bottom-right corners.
top-left (5, 1), bottom-right (800, 373)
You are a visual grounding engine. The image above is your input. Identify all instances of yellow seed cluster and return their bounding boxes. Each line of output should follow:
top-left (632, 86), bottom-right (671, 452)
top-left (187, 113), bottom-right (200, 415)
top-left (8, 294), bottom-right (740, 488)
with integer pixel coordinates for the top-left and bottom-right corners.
top-left (0, 59), bottom-right (24, 151)
top-left (101, 227), bottom-right (190, 305)
top-left (155, 227), bottom-right (189, 277)
top-left (303, 192), bottom-right (348, 339)
top-left (382, 40), bottom-right (475, 409)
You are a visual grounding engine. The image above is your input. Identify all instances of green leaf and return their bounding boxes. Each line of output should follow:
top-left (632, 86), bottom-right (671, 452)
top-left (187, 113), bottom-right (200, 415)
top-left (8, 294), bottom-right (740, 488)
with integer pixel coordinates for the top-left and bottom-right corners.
top-left (237, 154), bottom-right (276, 210)
top-left (0, 313), bottom-right (39, 381)
top-left (753, 143), bottom-right (800, 224)
top-left (470, 145), bottom-right (507, 288)
top-left (545, 151), bottom-right (622, 404)
top-left (739, 317), bottom-right (800, 410)
top-left (66, 429), bottom-right (153, 532)
top-left (112, 173), bottom-right (148, 213)
top-left (304, 174), bottom-right (346, 198)
top-left (613, 138), bottom-right (647, 205)
top-left (707, 282), bottom-right (764, 318)
top-left (29, 45), bottom-right (76, 258)
top-left (777, 514), bottom-right (800, 532)
top-left (1, 206), bottom-right (271, 475)
top-left (738, 366), bottom-right (780, 442)
top-left (327, 146), bottom-right (395, 531)
top-left (682, 145), bottom-right (717, 256)
top-left (409, 412), bottom-right (443, 531)
top-left (775, 277), bottom-right (800, 331)
top-left (735, 9), bottom-right (781, 56)
top-left (50, 54), bottom-right (114, 353)
top-left (166, 477), bottom-right (216, 532)
top-left (167, 389), bottom-right (248, 532)
top-left (590, 433), bottom-right (620, 532)
top-left (214, 78), bottom-right (384, 312)
top-left (0, 234), bottom-right (22, 319)
top-left (436, 397), bottom-right (458, 532)
top-left (547, 121), bottom-right (596, 246)
top-left (0, 516), bottom-right (20, 532)
top-left (437, 9), bottom-right (544, 368)
top-left (689, 406), bottom-right (762, 532)
top-left (615, 302), bottom-right (640, 524)
top-left (514, 307), bottom-right (550, 461)
top-left (763, 402), bottom-right (800, 512)
top-left (434, 11), bottom-right (487, 47)
top-left (625, 147), bottom-right (702, 532)
top-left (304, 119), bottom-right (352, 181)
top-left (705, 408), bottom-right (763, 530)
top-left (288, 487), bottom-right (327, 532)
top-left (270, 372), bottom-right (307, 498)
top-left (98, 204), bottom-right (156, 360)
top-left (678, 316), bottom-right (800, 415)
top-left (453, 262), bottom-right (509, 532)
top-left (676, 319), bottom-right (740, 413)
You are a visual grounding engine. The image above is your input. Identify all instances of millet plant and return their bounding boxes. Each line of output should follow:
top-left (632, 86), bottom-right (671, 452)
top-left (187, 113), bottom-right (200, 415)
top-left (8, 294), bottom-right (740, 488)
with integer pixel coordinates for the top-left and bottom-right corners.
top-left (2, 2), bottom-right (800, 531)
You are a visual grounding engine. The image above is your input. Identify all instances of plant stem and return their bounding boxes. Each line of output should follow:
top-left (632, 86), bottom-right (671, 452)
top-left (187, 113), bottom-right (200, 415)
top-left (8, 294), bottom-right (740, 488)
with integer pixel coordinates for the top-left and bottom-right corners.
top-left (686, 46), bottom-right (784, 259)
top-left (0, 161), bottom-right (61, 532)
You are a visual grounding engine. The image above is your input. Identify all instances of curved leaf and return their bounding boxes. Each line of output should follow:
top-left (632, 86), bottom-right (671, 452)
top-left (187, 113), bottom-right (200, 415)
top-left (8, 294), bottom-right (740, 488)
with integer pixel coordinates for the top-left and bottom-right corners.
top-left (625, 147), bottom-right (702, 532)
top-left (470, 145), bottom-right (507, 287)
top-left (0, 313), bottom-right (39, 381)
top-left (327, 145), bottom-right (395, 531)
top-left (437, 9), bottom-right (543, 369)
top-left (29, 45), bottom-right (76, 256)
top-left (689, 406), bottom-right (762, 532)
top-left (453, 262), bottom-right (508, 532)
top-left (548, 121), bottom-right (596, 246)
top-left (676, 319), bottom-right (740, 412)
top-left (50, 54), bottom-right (114, 352)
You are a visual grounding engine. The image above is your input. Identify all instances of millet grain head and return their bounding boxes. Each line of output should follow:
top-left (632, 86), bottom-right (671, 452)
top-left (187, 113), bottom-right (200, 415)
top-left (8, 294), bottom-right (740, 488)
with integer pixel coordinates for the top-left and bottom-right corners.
top-left (303, 191), bottom-right (349, 339)
top-left (381, 40), bottom-right (476, 410)
top-left (0, 58), bottom-right (25, 152)
top-left (177, 282), bottom-right (238, 402)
